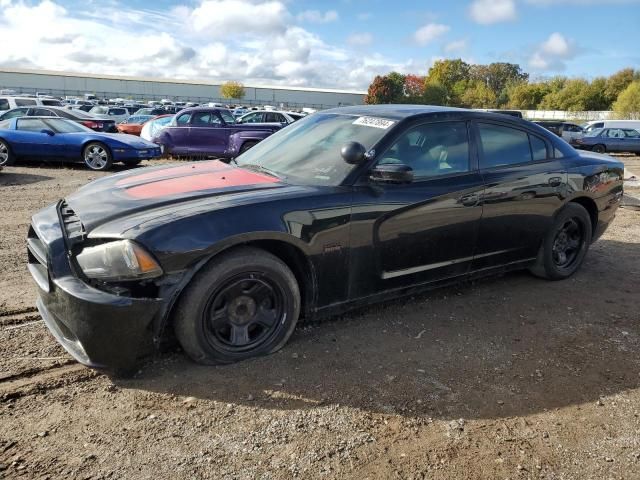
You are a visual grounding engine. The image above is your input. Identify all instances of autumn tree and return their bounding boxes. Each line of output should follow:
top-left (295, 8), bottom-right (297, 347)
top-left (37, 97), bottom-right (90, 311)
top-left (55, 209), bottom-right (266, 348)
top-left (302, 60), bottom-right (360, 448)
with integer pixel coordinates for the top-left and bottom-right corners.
top-left (613, 81), bottom-right (640, 119)
top-left (220, 81), bottom-right (246, 100)
top-left (364, 74), bottom-right (404, 104)
top-left (425, 59), bottom-right (471, 106)
top-left (403, 75), bottom-right (425, 101)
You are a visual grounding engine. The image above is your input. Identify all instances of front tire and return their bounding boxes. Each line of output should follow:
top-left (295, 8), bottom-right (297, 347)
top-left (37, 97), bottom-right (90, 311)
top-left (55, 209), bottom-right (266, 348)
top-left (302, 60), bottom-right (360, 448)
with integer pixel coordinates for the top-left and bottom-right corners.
top-left (174, 247), bottom-right (300, 365)
top-left (0, 139), bottom-right (15, 167)
top-left (530, 203), bottom-right (592, 280)
top-left (83, 142), bottom-right (113, 171)
top-left (592, 144), bottom-right (606, 154)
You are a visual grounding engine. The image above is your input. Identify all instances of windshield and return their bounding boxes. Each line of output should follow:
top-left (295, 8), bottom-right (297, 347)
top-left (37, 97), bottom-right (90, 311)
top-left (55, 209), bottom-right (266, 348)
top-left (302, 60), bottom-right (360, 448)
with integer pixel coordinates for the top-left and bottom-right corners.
top-left (235, 113), bottom-right (394, 186)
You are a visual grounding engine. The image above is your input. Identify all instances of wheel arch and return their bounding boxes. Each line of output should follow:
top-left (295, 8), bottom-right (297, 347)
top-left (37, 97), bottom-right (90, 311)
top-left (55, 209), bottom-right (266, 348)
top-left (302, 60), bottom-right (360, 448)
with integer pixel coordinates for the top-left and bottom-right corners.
top-left (161, 236), bottom-right (316, 338)
top-left (567, 196), bottom-right (598, 235)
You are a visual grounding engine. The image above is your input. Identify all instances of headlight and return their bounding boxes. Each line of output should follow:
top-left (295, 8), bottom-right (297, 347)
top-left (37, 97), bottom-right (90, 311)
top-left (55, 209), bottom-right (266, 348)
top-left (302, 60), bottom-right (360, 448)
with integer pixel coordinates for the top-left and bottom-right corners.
top-left (75, 240), bottom-right (162, 281)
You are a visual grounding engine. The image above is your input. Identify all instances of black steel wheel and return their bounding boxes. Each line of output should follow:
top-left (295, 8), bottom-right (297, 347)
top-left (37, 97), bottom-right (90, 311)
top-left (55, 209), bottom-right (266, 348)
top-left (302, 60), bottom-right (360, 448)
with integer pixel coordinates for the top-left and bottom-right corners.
top-left (592, 144), bottom-right (606, 154)
top-left (530, 203), bottom-right (592, 280)
top-left (0, 139), bottom-right (15, 166)
top-left (174, 246), bottom-right (300, 365)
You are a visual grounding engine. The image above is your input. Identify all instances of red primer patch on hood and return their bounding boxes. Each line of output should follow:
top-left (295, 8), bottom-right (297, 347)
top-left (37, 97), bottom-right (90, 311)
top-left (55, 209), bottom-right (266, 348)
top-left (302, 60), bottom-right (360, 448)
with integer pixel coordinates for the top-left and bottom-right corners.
top-left (116, 160), bottom-right (230, 187)
top-left (125, 168), bottom-right (278, 199)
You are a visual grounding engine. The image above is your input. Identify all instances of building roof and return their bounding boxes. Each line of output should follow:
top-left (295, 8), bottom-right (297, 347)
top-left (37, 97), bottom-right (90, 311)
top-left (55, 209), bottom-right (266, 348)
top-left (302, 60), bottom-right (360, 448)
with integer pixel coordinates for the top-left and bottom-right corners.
top-left (0, 67), bottom-right (367, 96)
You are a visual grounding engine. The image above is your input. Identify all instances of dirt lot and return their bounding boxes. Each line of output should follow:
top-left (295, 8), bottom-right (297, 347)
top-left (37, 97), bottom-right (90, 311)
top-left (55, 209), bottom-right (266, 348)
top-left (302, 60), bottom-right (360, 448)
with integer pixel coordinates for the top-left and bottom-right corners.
top-left (0, 157), bottom-right (639, 480)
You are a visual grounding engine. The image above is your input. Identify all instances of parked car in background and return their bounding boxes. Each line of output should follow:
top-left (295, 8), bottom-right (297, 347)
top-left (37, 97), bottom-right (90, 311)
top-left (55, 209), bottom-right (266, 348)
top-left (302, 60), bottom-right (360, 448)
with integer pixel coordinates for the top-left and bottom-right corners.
top-left (140, 114), bottom-right (174, 142)
top-left (68, 104), bottom-right (95, 113)
top-left (134, 107), bottom-right (166, 116)
top-left (116, 115), bottom-right (155, 135)
top-left (0, 96), bottom-right (64, 112)
top-left (535, 121), bottom-right (584, 144)
top-left (27, 105), bottom-right (624, 372)
top-left (583, 120), bottom-right (640, 135)
top-left (475, 109), bottom-right (523, 118)
top-left (0, 117), bottom-right (160, 170)
top-left (0, 106), bottom-right (118, 132)
top-left (89, 106), bottom-right (130, 124)
top-left (153, 107), bottom-right (282, 158)
top-left (574, 127), bottom-right (640, 154)
top-left (236, 110), bottom-right (302, 125)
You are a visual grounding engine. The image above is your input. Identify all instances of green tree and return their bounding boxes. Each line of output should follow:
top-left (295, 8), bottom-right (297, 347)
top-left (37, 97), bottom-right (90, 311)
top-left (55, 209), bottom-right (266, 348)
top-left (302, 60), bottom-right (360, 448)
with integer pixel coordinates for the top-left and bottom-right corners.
top-left (506, 82), bottom-right (549, 110)
top-left (220, 81), bottom-right (246, 100)
top-left (425, 59), bottom-right (471, 106)
top-left (422, 82), bottom-right (448, 105)
top-left (584, 77), bottom-right (609, 111)
top-left (605, 68), bottom-right (636, 105)
top-left (613, 81), bottom-right (640, 119)
top-left (364, 75), bottom-right (400, 104)
top-left (471, 62), bottom-right (528, 105)
top-left (460, 81), bottom-right (497, 108)
top-left (386, 71), bottom-right (406, 100)
top-left (539, 78), bottom-right (589, 111)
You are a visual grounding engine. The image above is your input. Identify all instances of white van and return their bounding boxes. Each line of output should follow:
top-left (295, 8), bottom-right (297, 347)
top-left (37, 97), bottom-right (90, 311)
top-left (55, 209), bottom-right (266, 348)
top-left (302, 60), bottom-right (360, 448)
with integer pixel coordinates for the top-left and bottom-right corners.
top-left (584, 120), bottom-right (640, 134)
top-left (0, 96), bottom-right (63, 112)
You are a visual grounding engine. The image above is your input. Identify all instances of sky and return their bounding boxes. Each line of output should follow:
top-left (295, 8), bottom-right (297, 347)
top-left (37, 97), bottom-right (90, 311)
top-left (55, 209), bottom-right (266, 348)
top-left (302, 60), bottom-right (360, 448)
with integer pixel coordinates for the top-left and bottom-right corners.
top-left (0, 0), bottom-right (638, 91)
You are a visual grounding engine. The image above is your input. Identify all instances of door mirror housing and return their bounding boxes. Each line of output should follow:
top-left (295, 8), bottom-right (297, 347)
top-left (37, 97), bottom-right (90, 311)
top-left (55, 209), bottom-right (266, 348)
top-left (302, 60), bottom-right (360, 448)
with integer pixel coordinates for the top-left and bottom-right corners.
top-left (370, 163), bottom-right (414, 184)
top-left (340, 141), bottom-right (367, 165)
top-left (41, 129), bottom-right (55, 136)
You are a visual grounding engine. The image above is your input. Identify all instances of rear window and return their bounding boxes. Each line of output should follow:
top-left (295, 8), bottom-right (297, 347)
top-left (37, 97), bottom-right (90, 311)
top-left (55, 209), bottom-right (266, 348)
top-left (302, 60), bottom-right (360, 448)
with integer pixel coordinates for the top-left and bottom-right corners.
top-left (109, 108), bottom-right (127, 116)
top-left (15, 99), bottom-right (37, 106)
top-left (41, 99), bottom-right (62, 106)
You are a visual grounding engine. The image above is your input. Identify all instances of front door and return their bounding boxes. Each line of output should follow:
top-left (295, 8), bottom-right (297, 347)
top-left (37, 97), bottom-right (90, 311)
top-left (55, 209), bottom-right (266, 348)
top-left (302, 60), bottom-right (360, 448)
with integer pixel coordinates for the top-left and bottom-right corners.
top-left (349, 120), bottom-right (484, 299)
top-left (188, 110), bottom-right (227, 157)
top-left (471, 120), bottom-right (567, 270)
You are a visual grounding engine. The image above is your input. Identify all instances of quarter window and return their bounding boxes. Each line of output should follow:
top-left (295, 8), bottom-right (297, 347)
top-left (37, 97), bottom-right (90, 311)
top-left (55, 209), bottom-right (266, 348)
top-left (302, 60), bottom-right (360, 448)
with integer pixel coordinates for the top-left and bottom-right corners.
top-left (17, 118), bottom-right (48, 132)
top-left (478, 123), bottom-right (531, 168)
top-left (530, 135), bottom-right (548, 161)
top-left (0, 99), bottom-right (9, 110)
top-left (176, 113), bottom-right (191, 125)
top-left (378, 121), bottom-right (470, 178)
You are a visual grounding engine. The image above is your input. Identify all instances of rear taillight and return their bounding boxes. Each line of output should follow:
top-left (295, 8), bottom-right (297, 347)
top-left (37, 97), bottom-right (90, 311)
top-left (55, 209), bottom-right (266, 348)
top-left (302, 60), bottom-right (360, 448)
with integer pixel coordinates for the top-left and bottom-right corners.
top-left (81, 121), bottom-right (103, 129)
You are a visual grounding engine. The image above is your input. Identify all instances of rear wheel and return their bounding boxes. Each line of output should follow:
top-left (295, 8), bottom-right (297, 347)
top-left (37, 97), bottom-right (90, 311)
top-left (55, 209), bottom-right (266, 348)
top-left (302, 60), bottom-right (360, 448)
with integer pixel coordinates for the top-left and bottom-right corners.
top-left (592, 144), bottom-right (606, 154)
top-left (174, 247), bottom-right (300, 365)
top-left (83, 142), bottom-right (113, 171)
top-left (0, 139), bottom-right (15, 167)
top-left (239, 141), bottom-right (258, 155)
top-left (530, 203), bottom-right (592, 280)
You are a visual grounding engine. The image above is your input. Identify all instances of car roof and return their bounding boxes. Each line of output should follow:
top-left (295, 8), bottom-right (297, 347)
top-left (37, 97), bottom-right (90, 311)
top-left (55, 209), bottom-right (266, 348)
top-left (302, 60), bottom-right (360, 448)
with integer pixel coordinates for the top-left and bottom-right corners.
top-left (322, 104), bottom-right (466, 120)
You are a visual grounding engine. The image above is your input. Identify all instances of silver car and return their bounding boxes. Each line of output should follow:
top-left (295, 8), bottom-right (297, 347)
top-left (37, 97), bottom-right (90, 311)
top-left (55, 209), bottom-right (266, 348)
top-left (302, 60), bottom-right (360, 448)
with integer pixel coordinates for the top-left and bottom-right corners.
top-left (88, 106), bottom-right (130, 124)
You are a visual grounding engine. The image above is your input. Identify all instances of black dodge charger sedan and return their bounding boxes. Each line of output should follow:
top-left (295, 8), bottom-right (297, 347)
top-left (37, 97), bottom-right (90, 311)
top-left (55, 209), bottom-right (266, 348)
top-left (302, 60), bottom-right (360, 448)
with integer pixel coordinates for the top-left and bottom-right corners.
top-left (28, 105), bottom-right (624, 372)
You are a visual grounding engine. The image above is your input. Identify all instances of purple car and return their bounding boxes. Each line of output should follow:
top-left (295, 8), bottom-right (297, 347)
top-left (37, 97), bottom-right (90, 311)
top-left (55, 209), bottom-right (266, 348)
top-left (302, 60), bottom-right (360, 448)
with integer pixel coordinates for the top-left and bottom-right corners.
top-left (152, 107), bottom-right (282, 158)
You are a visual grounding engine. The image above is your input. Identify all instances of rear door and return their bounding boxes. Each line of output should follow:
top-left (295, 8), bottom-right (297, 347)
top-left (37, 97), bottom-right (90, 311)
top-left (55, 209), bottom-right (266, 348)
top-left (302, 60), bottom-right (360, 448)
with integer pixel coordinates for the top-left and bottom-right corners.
top-left (621, 129), bottom-right (640, 153)
top-left (471, 120), bottom-right (567, 269)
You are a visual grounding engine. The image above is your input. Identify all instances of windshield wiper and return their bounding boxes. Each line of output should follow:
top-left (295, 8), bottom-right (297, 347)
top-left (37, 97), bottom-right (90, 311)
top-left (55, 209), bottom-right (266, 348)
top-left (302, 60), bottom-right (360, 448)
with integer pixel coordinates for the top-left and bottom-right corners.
top-left (239, 163), bottom-right (286, 180)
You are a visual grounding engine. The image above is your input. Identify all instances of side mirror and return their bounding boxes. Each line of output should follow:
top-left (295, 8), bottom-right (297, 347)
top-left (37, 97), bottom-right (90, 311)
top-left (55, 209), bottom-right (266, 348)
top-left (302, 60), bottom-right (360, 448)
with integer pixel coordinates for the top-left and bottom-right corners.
top-left (40, 129), bottom-right (55, 136)
top-left (340, 141), bottom-right (366, 165)
top-left (370, 163), bottom-right (413, 184)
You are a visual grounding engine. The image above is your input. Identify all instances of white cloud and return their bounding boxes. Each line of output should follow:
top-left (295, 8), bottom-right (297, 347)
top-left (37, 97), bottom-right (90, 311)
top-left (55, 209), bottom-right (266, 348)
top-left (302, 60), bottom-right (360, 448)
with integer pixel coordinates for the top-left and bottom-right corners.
top-left (529, 32), bottom-right (577, 71)
top-left (469, 0), bottom-right (516, 24)
top-left (297, 9), bottom-right (339, 23)
top-left (444, 39), bottom-right (467, 53)
top-left (348, 33), bottom-right (373, 47)
top-left (413, 23), bottom-right (450, 46)
top-left (0, 0), bottom-right (415, 90)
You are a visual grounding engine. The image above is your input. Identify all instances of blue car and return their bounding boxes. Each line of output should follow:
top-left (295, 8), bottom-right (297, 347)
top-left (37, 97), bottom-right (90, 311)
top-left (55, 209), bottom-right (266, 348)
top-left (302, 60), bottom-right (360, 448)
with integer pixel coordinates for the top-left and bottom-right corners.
top-left (0, 116), bottom-right (161, 171)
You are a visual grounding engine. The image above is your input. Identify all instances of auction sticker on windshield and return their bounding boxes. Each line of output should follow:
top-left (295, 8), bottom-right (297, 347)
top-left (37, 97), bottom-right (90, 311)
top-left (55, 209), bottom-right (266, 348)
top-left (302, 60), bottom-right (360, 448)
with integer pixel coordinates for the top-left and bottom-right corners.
top-left (352, 116), bottom-right (395, 129)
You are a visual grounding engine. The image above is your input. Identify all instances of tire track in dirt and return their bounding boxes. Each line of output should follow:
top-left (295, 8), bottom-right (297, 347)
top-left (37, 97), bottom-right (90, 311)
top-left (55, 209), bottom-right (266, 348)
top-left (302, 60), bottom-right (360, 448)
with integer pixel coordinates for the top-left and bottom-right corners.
top-left (0, 363), bottom-right (97, 401)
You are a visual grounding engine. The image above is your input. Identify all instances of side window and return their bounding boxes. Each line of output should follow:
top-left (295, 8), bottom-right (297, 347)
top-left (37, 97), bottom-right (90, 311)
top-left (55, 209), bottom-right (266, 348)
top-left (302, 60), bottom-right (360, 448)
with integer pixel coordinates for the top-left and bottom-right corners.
top-left (0, 99), bottom-right (9, 110)
top-left (606, 129), bottom-right (623, 138)
top-left (624, 129), bottom-right (640, 138)
top-left (478, 123), bottom-right (531, 168)
top-left (529, 135), bottom-right (548, 161)
top-left (15, 99), bottom-right (37, 106)
top-left (191, 112), bottom-right (212, 126)
top-left (17, 118), bottom-right (48, 132)
top-left (378, 121), bottom-right (470, 178)
top-left (242, 113), bottom-right (259, 123)
top-left (176, 113), bottom-right (191, 126)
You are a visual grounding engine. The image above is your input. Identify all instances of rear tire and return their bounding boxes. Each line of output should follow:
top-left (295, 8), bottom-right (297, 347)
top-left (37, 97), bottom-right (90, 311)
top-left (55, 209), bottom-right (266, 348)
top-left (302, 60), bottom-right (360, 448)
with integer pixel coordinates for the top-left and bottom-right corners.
top-left (0, 139), bottom-right (15, 167)
top-left (83, 142), bottom-right (113, 171)
top-left (529, 203), bottom-right (592, 280)
top-left (239, 141), bottom-right (258, 155)
top-left (174, 247), bottom-right (300, 365)
top-left (592, 144), bottom-right (606, 154)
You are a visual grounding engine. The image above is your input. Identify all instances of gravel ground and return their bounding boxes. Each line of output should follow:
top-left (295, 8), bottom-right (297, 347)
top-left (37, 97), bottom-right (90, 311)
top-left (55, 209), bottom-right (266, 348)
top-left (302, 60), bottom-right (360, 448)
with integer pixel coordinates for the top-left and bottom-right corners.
top-left (0, 157), bottom-right (639, 480)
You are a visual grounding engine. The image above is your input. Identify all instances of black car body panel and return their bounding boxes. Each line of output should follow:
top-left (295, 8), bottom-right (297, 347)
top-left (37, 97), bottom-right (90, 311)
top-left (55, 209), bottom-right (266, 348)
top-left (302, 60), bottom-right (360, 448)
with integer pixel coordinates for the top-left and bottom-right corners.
top-left (29, 106), bottom-right (625, 370)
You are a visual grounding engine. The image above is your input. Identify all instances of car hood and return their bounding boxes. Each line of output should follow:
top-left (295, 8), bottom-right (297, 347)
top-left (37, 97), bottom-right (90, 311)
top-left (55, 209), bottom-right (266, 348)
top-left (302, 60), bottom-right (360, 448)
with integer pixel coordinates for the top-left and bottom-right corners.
top-left (65, 160), bottom-right (287, 234)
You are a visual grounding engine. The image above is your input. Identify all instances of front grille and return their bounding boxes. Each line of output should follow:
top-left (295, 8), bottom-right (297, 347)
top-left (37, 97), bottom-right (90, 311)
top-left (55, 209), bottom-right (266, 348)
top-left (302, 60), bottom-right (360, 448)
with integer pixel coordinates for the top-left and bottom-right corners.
top-left (27, 225), bottom-right (50, 292)
top-left (59, 201), bottom-right (85, 247)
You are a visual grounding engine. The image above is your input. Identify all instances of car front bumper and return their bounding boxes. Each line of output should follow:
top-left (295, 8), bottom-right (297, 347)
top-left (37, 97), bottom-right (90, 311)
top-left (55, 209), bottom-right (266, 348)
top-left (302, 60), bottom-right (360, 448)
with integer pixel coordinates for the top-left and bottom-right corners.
top-left (112, 147), bottom-right (162, 161)
top-left (28, 202), bottom-right (164, 371)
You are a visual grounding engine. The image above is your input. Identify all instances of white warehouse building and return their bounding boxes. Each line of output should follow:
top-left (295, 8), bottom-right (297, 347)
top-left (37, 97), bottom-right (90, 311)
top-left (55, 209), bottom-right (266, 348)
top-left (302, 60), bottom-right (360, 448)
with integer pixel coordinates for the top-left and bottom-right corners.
top-left (0, 68), bottom-right (366, 110)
